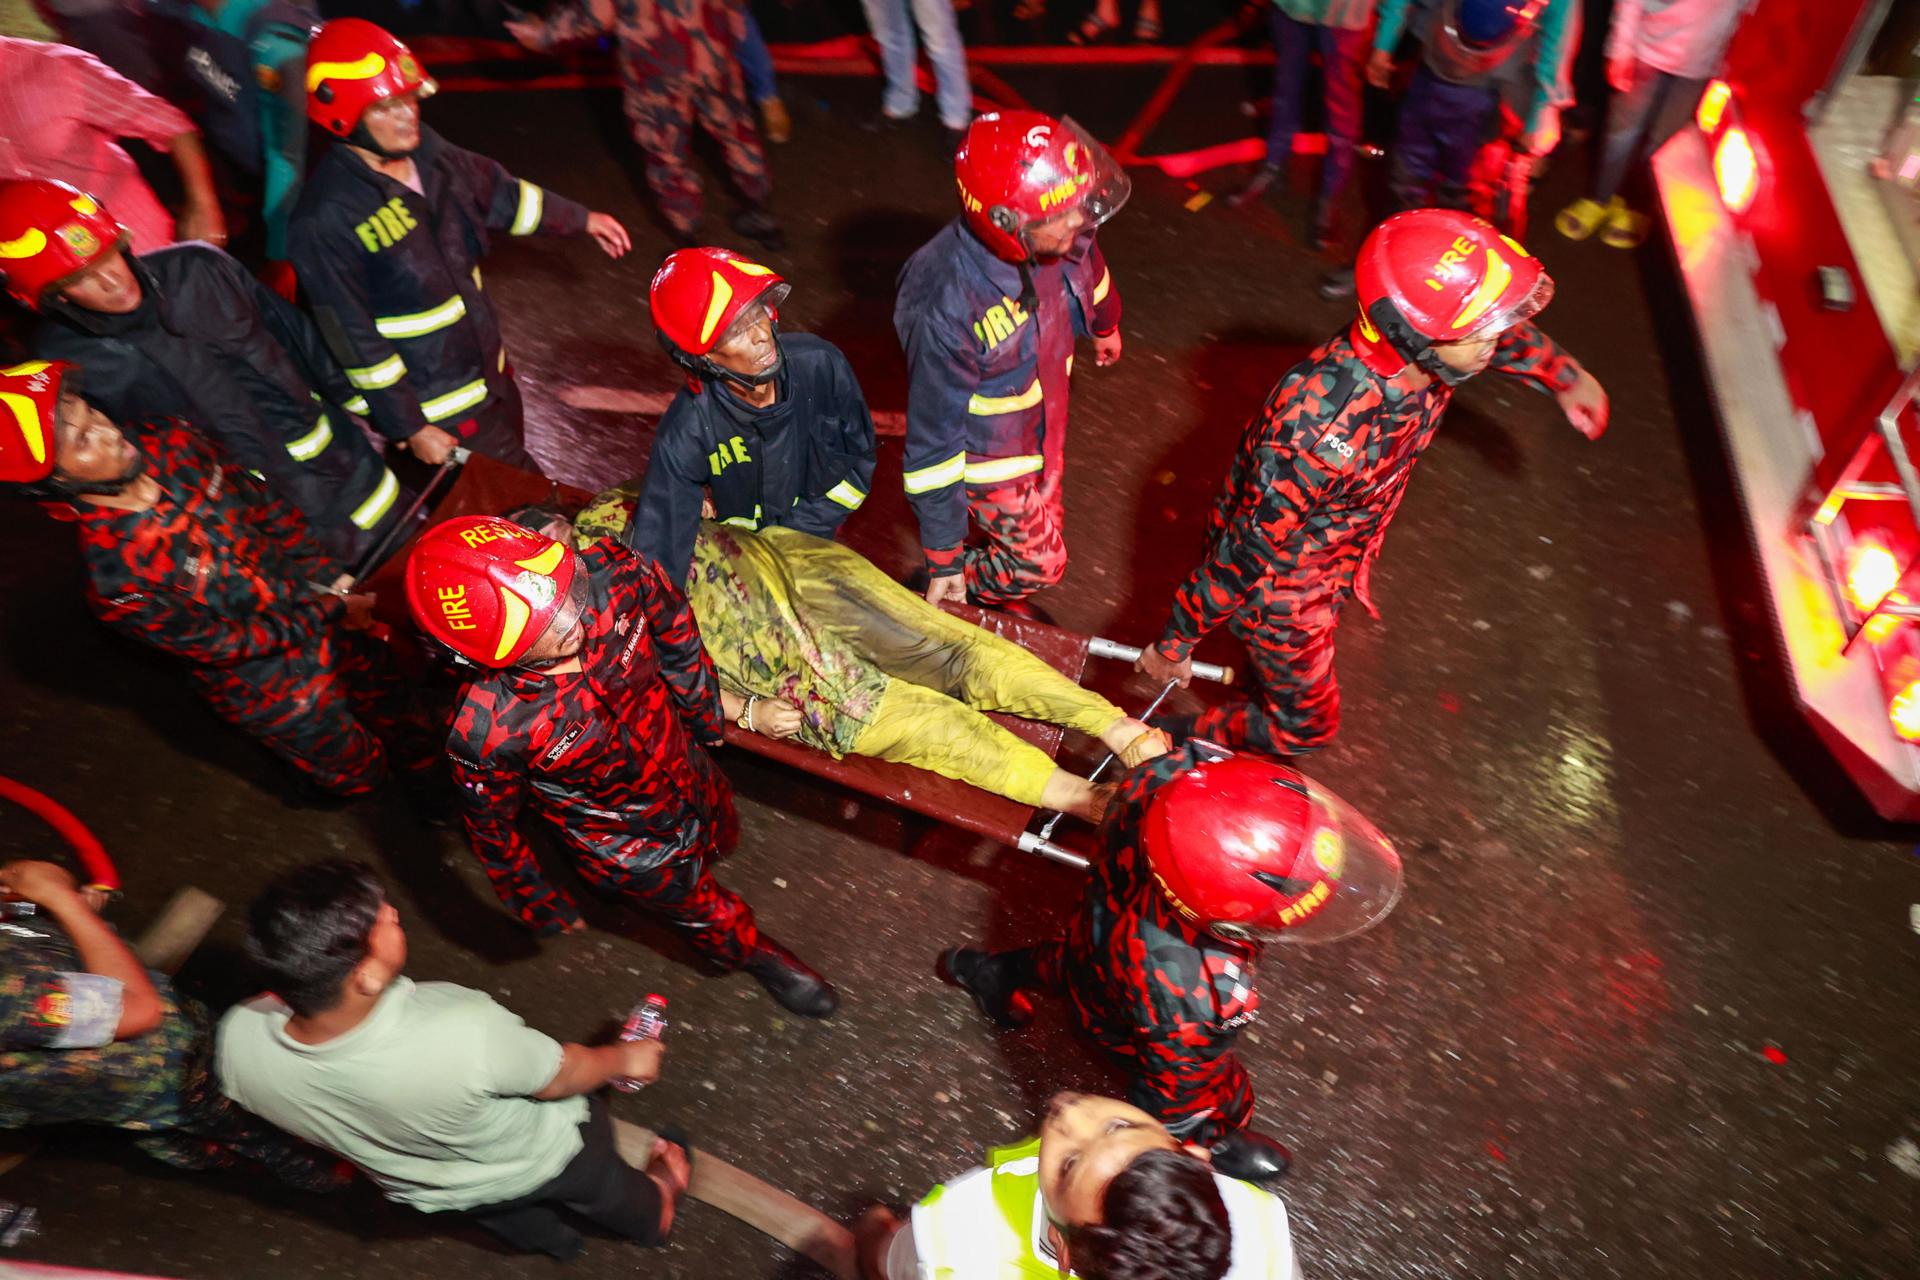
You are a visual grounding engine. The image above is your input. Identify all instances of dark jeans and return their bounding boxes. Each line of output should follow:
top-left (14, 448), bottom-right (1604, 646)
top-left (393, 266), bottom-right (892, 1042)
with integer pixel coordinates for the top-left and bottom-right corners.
top-left (1591, 68), bottom-right (1704, 202)
top-left (465, 1097), bottom-right (665, 1260)
top-left (1388, 67), bottom-right (1502, 213)
top-left (1264, 9), bottom-right (1369, 209)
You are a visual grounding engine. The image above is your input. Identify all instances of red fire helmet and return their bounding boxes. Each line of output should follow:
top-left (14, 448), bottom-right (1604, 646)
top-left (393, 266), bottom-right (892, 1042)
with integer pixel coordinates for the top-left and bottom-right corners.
top-left (404, 515), bottom-right (585, 667)
top-left (650, 247), bottom-right (790, 358)
top-left (306, 18), bottom-right (434, 138)
top-left (0, 359), bottom-right (74, 485)
top-left (955, 111), bottom-right (1131, 262)
top-left (1144, 754), bottom-right (1403, 945)
top-left (0, 179), bottom-right (126, 309)
top-left (1350, 208), bottom-right (1553, 378)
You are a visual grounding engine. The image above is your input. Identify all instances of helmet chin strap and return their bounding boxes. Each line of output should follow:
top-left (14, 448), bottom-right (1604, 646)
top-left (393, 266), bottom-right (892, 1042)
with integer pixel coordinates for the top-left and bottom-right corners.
top-left (667, 323), bottom-right (786, 392)
top-left (1414, 345), bottom-right (1475, 387)
top-left (47, 449), bottom-right (148, 498)
top-left (348, 118), bottom-right (417, 160)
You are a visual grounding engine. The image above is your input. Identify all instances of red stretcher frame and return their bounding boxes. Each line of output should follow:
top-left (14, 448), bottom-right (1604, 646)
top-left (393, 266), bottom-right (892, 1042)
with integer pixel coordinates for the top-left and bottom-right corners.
top-left (363, 454), bottom-right (1096, 861)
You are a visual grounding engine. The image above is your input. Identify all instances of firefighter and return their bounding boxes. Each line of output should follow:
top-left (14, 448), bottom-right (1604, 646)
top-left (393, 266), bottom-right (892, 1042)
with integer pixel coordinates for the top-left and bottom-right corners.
top-left (627, 247), bottom-right (877, 586)
top-left (404, 514), bottom-right (838, 1018)
top-left (895, 110), bottom-right (1129, 611)
top-left (504, 0), bottom-right (783, 249)
top-left (291, 19), bottom-right (632, 475)
top-left (0, 359), bottom-right (443, 803)
top-left (1136, 210), bottom-right (1608, 757)
top-left (941, 746), bottom-right (1405, 1186)
top-left (2, 178), bottom-right (406, 564)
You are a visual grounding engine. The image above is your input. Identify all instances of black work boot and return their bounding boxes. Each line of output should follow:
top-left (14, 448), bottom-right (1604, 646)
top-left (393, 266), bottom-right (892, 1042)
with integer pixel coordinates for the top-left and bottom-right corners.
top-left (730, 206), bottom-right (787, 251)
top-left (1207, 1129), bottom-right (1292, 1183)
top-left (743, 937), bottom-right (838, 1018)
top-left (940, 947), bottom-right (1034, 1029)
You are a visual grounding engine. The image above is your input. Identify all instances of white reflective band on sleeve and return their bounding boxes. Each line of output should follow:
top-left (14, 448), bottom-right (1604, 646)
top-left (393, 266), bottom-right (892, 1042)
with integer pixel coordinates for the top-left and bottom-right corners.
top-left (286, 415), bottom-right (333, 461)
top-left (350, 468), bottom-right (401, 530)
top-left (346, 354), bottom-right (406, 390)
top-left (967, 379), bottom-right (1043, 416)
top-left (374, 295), bottom-right (467, 340)
top-left (419, 378), bottom-right (489, 422)
top-left (963, 454), bottom-right (1043, 484)
top-left (826, 480), bottom-right (867, 510)
top-left (472, 265), bottom-right (483, 289)
top-left (902, 450), bottom-right (966, 494)
top-left (343, 395), bottom-right (371, 416)
top-left (721, 503), bottom-right (763, 529)
top-left (510, 180), bottom-right (543, 235)
top-left (1092, 266), bottom-right (1112, 305)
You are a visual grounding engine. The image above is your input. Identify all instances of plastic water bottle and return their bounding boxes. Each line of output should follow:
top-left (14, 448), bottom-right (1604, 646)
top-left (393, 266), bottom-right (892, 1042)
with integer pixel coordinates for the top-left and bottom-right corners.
top-left (612, 994), bottom-right (668, 1093)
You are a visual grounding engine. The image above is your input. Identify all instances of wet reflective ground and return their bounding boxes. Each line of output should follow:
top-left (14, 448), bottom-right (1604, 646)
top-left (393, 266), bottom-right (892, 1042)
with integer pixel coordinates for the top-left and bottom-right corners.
top-left (4, 75), bottom-right (1918, 1278)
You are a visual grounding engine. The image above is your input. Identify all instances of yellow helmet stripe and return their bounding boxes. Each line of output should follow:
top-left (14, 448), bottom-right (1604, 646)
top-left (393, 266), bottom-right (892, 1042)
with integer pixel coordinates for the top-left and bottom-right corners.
top-left (1, 361), bottom-right (52, 377)
top-left (514, 543), bottom-right (565, 576)
top-left (1450, 247), bottom-right (1513, 332)
top-left (307, 52), bottom-right (388, 93)
top-left (69, 195), bottom-right (98, 216)
top-left (0, 229), bottom-right (48, 260)
top-left (730, 260), bottom-right (774, 276)
top-left (698, 272), bottom-right (735, 347)
top-left (493, 587), bottom-right (532, 663)
top-left (0, 392), bottom-right (49, 464)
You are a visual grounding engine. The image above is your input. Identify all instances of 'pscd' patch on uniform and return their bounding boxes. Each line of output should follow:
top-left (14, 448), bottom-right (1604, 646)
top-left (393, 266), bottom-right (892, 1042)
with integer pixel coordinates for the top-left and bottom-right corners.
top-left (1310, 428), bottom-right (1358, 472)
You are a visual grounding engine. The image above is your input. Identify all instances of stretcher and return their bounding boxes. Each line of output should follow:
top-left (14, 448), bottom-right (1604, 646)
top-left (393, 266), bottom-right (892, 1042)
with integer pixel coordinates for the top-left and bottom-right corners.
top-left (361, 455), bottom-right (1232, 866)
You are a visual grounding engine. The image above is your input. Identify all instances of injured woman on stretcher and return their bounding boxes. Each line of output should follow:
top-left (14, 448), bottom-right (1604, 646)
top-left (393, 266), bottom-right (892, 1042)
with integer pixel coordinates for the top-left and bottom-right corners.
top-left (551, 489), bottom-right (1170, 822)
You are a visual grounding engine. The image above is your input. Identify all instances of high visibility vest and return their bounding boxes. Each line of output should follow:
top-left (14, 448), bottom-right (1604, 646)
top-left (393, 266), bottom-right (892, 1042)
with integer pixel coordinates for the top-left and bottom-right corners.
top-left (910, 1137), bottom-right (1298, 1280)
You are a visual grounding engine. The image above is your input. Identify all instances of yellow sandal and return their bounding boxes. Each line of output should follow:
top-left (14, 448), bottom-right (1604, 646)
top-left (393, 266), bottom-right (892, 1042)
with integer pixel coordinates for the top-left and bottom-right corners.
top-left (1599, 204), bottom-right (1650, 249)
top-left (1554, 195), bottom-right (1620, 241)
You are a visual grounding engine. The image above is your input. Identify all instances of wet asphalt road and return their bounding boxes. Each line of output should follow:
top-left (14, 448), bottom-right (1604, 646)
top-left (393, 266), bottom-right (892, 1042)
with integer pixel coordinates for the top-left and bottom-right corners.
top-left (4, 71), bottom-right (1919, 1279)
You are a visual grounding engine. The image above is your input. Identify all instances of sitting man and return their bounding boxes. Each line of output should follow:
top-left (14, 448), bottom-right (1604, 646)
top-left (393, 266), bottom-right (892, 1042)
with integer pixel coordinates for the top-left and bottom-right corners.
top-left (0, 359), bottom-right (441, 806)
top-left (573, 495), bottom-right (1168, 821)
top-left (853, 1090), bottom-right (1301, 1280)
top-left (217, 859), bottom-right (691, 1261)
top-left (0, 857), bottom-right (344, 1191)
top-left (628, 247), bottom-right (876, 589)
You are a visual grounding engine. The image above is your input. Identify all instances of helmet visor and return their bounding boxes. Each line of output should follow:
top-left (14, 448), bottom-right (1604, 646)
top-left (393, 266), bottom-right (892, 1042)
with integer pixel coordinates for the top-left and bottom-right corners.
top-left (1220, 776), bottom-right (1404, 946)
top-left (713, 284), bottom-right (790, 354)
top-left (1016, 117), bottom-right (1132, 245)
top-left (1455, 248), bottom-right (1554, 342)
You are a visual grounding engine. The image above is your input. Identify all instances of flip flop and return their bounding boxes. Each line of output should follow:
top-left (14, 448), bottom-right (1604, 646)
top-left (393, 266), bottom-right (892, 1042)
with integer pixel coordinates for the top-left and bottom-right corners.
top-left (1133, 15), bottom-right (1163, 42)
top-left (1068, 13), bottom-right (1118, 45)
top-left (1554, 195), bottom-right (1617, 241)
top-left (1599, 205), bottom-right (1650, 249)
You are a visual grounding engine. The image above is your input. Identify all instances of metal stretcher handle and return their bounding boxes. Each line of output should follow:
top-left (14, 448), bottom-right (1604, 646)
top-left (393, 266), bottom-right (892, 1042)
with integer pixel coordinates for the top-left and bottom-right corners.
top-left (1017, 831), bottom-right (1090, 871)
top-left (1086, 636), bottom-right (1234, 685)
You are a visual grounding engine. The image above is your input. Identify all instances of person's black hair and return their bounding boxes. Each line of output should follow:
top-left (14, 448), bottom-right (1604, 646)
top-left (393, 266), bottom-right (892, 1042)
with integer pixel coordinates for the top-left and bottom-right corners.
top-left (244, 859), bottom-right (386, 1017)
top-left (1065, 1147), bottom-right (1233, 1280)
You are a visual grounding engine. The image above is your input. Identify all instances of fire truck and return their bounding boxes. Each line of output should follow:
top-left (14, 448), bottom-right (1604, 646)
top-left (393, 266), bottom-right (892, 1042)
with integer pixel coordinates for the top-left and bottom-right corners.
top-left (1654, 0), bottom-right (1920, 817)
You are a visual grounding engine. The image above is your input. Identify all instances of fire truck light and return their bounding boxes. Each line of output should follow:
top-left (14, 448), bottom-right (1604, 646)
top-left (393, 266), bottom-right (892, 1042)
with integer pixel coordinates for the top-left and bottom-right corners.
top-left (1697, 80), bottom-right (1732, 134)
top-left (1713, 128), bottom-right (1758, 214)
top-left (1846, 542), bottom-right (1901, 613)
top-left (1890, 681), bottom-right (1920, 742)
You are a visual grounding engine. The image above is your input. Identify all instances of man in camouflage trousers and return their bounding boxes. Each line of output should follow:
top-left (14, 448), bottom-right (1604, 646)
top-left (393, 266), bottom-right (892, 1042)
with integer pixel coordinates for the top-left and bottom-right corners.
top-left (507, 0), bottom-right (783, 248)
top-left (405, 515), bottom-right (837, 1017)
top-left (1138, 211), bottom-right (1609, 754)
top-left (0, 360), bottom-right (441, 803)
top-left (0, 857), bottom-right (345, 1190)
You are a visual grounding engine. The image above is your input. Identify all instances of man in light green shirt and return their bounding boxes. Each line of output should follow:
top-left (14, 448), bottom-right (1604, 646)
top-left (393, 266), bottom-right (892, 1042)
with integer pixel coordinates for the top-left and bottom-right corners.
top-left (217, 859), bottom-right (690, 1259)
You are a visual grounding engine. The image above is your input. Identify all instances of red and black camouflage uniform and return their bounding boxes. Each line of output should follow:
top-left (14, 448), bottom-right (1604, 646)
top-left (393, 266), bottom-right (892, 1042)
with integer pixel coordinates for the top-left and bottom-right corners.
top-left (75, 422), bottom-right (437, 794)
top-left (1014, 744), bottom-right (1262, 1145)
top-left (1155, 321), bottom-right (1581, 754)
top-left (445, 540), bottom-right (758, 967)
top-left (509, 0), bottom-right (768, 241)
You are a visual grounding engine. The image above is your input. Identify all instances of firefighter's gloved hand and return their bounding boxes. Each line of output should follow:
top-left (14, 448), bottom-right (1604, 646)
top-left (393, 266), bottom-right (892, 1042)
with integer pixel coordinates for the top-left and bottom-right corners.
top-left (925, 573), bottom-right (967, 610)
top-left (1558, 366), bottom-right (1610, 441)
top-left (406, 424), bottom-right (460, 464)
top-left (1136, 642), bottom-right (1193, 689)
top-left (1094, 328), bottom-right (1123, 367)
top-left (587, 212), bottom-right (632, 259)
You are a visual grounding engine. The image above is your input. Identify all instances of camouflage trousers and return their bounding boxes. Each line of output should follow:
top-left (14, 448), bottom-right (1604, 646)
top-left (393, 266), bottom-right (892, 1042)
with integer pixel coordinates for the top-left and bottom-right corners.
top-left (572, 750), bottom-right (760, 970)
top-left (137, 1072), bottom-right (348, 1194)
top-left (194, 628), bottom-right (442, 797)
top-left (1016, 942), bottom-right (1256, 1147)
top-left (962, 473), bottom-right (1068, 606)
top-left (1181, 612), bottom-right (1341, 756)
top-left (624, 74), bottom-right (771, 237)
